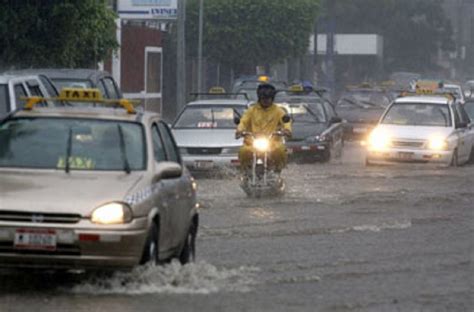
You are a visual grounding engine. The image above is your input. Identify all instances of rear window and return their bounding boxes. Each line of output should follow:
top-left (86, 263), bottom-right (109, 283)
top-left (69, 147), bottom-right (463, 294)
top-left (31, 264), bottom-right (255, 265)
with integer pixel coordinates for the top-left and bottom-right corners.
top-left (52, 79), bottom-right (93, 90)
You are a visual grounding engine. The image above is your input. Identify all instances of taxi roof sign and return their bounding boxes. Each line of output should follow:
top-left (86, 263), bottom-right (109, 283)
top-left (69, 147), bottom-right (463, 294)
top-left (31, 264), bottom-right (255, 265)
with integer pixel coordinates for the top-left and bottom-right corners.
top-left (208, 86), bottom-right (226, 94)
top-left (22, 88), bottom-right (137, 114)
top-left (59, 88), bottom-right (103, 101)
top-left (289, 84), bottom-right (304, 92)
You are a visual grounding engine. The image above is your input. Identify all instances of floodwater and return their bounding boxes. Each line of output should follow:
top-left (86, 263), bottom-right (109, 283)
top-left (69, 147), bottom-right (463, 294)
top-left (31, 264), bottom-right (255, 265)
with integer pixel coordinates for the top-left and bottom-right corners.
top-left (1, 143), bottom-right (473, 312)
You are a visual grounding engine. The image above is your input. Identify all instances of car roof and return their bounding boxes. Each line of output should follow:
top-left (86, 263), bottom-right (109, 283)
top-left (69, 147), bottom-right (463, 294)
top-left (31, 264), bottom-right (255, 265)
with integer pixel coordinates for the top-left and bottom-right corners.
top-left (185, 99), bottom-right (251, 106)
top-left (0, 74), bottom-right (43, 83)
top-left (5, 68), bottom-right (112, 82)
top-left (394, 95), bottom-right (452, 105)
top-left (9, 106), bottom-right (157, 123)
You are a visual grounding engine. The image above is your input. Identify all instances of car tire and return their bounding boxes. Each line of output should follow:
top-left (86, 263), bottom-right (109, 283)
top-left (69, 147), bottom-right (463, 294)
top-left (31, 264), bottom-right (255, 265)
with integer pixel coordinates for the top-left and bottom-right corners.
top-left (140, 220), bottom-right (160, 265)
top-left (179, 215), bottom-right (198, 265)
top-left (450, 149), bottom-right (459, 167)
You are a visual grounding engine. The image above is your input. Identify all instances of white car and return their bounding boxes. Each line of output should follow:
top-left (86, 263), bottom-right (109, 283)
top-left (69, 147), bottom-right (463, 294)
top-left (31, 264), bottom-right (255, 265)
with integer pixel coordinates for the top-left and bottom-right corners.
top-left (172, 99), bottom-right (251, 171)
top-left (443, 83), bottom-right (465, 104)
top-left (366, 94), bottom-right (474, 166)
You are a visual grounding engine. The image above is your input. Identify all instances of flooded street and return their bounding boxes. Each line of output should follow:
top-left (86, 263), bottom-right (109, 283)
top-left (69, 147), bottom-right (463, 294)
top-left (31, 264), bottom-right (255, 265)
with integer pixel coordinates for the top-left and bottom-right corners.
top-left (1, 143), bottom-right (473, 311)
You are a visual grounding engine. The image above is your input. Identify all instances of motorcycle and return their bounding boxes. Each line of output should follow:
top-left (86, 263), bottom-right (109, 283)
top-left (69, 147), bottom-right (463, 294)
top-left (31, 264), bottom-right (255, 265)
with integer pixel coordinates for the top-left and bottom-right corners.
top-left (238, 131), bottom-right (287, 197)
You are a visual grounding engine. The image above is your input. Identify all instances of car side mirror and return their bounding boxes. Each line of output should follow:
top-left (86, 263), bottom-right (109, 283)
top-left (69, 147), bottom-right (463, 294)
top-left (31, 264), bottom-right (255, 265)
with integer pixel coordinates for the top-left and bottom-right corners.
top-left (233, 116), bottom-right (240, 125)
top-left (282, 114), bottom-right (291, 123)
top-left (330, 116), bottom-right (342, 124)
top-left (154, 161), bottom-right (183, 182)
top-left (464, 90), bottom-right (472, 98)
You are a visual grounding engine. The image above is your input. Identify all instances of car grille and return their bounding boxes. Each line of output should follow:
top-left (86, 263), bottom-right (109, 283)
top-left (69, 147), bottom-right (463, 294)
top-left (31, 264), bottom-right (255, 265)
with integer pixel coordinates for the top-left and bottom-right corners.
top-left (391, 140), bottom-right (425, 149)
top-left (0, 211), bottom-right (81, 224)
top-left (187, 147), bottom-right (223, 155)
top-left (0, 242), bottom-right (80, 255)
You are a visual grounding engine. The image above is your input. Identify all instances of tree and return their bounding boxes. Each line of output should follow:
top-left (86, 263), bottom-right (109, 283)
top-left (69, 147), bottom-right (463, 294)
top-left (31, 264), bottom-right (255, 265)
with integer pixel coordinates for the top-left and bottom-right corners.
top-left (186, 0), bottom-right (320, 73)
top-left (0, 0), bottom-right (118, 69)
top-left (329, 0), bottom-right (454, 73)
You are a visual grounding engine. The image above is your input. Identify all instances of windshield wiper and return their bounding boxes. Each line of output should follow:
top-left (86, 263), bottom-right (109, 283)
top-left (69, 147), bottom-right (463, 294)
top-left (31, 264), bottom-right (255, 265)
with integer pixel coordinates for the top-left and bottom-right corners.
top-left (117, 124), bottom-right (131, 174)
top-left (65, 127), bottom-right (72, 173)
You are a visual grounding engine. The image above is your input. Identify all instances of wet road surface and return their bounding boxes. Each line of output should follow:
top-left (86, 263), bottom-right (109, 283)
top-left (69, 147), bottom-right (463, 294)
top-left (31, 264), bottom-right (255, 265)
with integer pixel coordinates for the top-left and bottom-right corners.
top-left (1, 143), bottom-right (473, 311)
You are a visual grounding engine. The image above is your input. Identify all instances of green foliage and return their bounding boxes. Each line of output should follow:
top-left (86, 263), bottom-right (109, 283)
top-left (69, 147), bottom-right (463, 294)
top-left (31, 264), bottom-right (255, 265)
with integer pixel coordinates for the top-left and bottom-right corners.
top-left (186, 0), bottom-right (320, 72)
top-left (331, 0), bottom-right (454, 72)
top-left (0, 0), bottom-right (118, 69)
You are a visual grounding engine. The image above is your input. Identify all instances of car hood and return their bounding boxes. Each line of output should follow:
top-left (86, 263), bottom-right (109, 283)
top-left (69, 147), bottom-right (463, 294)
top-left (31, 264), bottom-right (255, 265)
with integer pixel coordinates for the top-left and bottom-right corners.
top-left (289, 123), bottom-right (328, 141)
top-left (0, 171), bottom-right (144, 215)
top-left (373, 125), bottom-right (454, 140)
top-left (172, 129), bottom-right (243, 147)
top-left (336, 107), bottom-right (384, 124)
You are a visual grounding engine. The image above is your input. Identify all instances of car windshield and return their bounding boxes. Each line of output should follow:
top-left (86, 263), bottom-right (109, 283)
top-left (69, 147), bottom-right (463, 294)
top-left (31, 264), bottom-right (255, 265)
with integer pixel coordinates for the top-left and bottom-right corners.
top-left (0, 117), bottom-right (146, 170)
top-left (52, 79), bottom-right (93, 90)
top-left (278, 101), bottom-right (326, 123)
top-left (381, 103), bottom-right (452, 127)
top-left (0, 84), bottom-right (8, 117)
top-left (337, 91), bottom-right (390, 108)
top-left (174, 105), bottom-right (245, 129)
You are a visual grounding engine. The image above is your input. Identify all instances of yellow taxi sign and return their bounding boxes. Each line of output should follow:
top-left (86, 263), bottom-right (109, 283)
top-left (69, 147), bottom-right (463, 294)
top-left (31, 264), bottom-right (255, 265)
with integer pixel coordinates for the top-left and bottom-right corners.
top-left (258, 75), bottom-right (270, 82)
top-left (208, 86), bottom-right (226, 94)
top-left (59, 88), bottom-right (103, 101)
top-left (415, 80), bottom-right (443, 94)
top-left (289, 84), bottom-right (304, 92)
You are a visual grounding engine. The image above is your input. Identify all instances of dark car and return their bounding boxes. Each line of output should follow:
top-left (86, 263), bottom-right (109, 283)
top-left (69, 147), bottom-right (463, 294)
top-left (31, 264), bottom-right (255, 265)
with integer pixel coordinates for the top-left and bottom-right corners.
top-left (275, 94), bottom-right (344, 163)
top-left (336, 89), bottom-right (392, 140)
top-left (6, 68), bottom-right (121, 99)
top-left (465, 99), bottom-right (474, 121)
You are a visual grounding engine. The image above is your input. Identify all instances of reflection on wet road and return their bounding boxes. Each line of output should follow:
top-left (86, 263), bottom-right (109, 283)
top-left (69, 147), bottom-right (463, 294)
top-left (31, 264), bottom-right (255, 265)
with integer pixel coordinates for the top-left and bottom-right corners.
top-left (1, 143), bottom-right (473, 312)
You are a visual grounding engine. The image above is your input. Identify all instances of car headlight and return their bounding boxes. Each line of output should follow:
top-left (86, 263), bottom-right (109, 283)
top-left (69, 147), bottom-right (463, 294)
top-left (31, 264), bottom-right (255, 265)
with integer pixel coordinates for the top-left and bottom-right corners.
top-left (91, 202), bottom-right (133, 224)
top-left (428, 137), bottom-right (447, 150)
top-left (368, 130), bottom-right (391, 150)
top-left (253, 138), bottom-right (270, 152)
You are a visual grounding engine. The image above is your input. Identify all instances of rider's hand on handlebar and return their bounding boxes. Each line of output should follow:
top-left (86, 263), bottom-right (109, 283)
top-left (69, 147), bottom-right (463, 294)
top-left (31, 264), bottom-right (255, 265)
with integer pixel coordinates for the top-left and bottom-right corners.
top-left (273, 129), bottom-right (292, 138)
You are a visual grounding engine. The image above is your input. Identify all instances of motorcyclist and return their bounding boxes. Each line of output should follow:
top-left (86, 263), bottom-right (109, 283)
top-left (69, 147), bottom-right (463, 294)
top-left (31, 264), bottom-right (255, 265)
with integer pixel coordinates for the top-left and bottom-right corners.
top-left (236, 83), bottom-right (292, 173)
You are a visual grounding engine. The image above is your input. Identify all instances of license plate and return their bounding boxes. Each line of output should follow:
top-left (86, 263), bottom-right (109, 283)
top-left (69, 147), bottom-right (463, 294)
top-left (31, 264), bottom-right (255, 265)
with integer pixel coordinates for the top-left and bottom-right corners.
top-left (195, 160), bottom-right (214, 169)
top-left (398, 152), bottom-right (414, 160)
top-left (14, 228), bottom-right (57, 251)
top-left (301, 146), bottom-right (310, 151)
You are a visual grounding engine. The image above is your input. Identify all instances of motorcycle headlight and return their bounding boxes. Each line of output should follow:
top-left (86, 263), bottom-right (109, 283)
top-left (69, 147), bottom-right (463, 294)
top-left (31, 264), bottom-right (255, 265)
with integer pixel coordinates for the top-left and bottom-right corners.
top-left (253, 138), bottom-right (270, 152)
top-left (368, 130), bottom-right (391, 150)
top-left (428, 137), bottom-right (447, 150)
top-left (91, 202), bottom-right (133, 225)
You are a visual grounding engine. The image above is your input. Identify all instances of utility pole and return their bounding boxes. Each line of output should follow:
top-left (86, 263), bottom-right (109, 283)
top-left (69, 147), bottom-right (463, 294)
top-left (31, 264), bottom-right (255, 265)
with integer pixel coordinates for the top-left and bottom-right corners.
top-left (177, 0), bottom-right (186, 113)
top-left (197, 0), bottom-right (204, 94)
top-left (326, 0), bottom-right (336, 101)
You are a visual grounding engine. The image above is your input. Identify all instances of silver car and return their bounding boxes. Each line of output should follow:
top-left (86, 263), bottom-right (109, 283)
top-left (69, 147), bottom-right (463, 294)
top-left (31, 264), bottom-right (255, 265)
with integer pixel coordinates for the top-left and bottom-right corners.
top-left (172, 99), bottom-right (250, 171)
top-left (0, 88), bottom-right (198, 270)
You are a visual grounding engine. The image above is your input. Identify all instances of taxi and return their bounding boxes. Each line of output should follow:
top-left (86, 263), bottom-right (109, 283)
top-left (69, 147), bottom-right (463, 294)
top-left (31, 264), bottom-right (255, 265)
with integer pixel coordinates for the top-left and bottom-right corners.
top-left (365, 85), bottom-right (474, 166)
top-left (0, 88), bottom-right (198, 270)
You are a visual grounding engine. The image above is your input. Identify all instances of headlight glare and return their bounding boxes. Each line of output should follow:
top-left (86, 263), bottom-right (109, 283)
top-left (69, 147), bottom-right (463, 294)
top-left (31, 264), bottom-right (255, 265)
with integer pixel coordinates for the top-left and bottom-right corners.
top-left (253, 138), bottom-right (270, 152)
top-left (91, 202), bottom-right (132, 224)
top-left (428, 137), bottom-right (447, 150)
top-left (368, 130), bottom-right (390, 150)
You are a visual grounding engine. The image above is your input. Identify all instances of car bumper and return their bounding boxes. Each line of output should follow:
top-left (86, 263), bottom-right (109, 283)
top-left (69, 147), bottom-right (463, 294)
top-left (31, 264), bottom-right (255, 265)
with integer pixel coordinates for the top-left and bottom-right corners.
top-left (343, 123), bottom-right (374, 140)
top-left (0, 217), bottom-right (149, 270)
top-left (182, 154), bottom-right (240, 171)
top-left (286, 142), bottom-right (329, 161)
top-left (366, 148), bottom-right (453, 165)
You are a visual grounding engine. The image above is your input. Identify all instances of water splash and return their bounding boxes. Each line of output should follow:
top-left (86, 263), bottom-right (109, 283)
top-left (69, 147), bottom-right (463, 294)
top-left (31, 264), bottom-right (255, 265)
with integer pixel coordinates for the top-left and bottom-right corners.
top-left (70, 261), bottom-right (259, 295)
